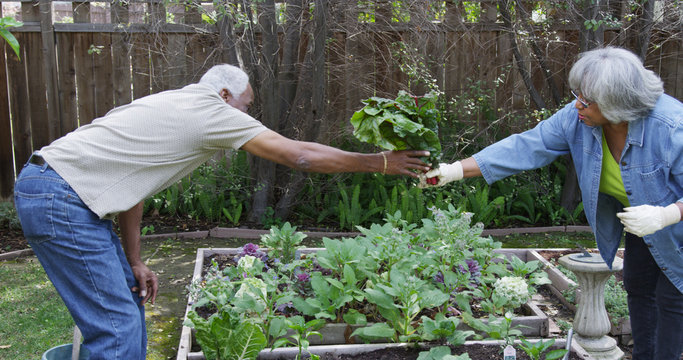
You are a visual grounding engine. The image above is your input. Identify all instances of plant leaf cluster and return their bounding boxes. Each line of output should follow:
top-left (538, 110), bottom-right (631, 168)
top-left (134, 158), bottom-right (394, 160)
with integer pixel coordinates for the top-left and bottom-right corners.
top-left (184, 207), bottom-right (556, 359)
top-left (350, 90), bottom-right (442, 168)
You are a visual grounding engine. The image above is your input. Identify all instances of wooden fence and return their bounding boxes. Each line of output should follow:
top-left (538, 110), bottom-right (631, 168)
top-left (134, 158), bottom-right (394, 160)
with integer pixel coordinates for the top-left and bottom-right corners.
top-left (1, 0), bottom-right (681, 200)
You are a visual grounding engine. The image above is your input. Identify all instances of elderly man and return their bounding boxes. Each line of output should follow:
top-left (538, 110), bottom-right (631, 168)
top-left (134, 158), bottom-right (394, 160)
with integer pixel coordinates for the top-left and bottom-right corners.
top-left (13, 64), bottom-right (430, 359)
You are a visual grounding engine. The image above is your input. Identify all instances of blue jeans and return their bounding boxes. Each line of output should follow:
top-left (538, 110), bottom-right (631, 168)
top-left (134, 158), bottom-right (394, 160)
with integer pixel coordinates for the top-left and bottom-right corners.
top-left (624, 233), bottom-right (683, 360)
top-left (14, 161), bottom-right (147, 360)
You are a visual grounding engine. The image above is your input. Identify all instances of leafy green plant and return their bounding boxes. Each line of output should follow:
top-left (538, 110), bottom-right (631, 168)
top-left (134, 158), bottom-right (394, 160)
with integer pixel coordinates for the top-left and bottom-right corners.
top-left (185, 310), bottom-right (266, 360)
top-left (0, 202), bottom-right (21, 230)
top-left (259, 222), bottom-right (306, 264)
top-left (271, 316), bottom-right (325, 360)
top-left (417, 346), bottom-right (472, 360)
top-left (518, 338), bottom-right (568, 360)
top-left (461, 311), bottom-right (523, 346)
top-left (462, 181), bottom-right (504, 226)
top-left (140, 225), bottom-right (155, 236)
top-left (291, 270), bottom-right (357, 322)
top-left (0, 16), bottom-right (23, 59)
top-left (418, 313), bottom-right (475, 346)
top-left (337, 182), bottom-right (384, 230)
top-left (350, 90), bottom-right (442, 168)
top-left (222, 192), bottom-right (243, 226)
top-left (357, 265), bottom-right (450, 342)
top-left (186, 209), bottom-right (556, 358)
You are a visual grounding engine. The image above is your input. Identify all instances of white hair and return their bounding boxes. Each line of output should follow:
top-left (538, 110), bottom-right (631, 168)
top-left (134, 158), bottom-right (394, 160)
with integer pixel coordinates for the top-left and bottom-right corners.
top-left (568, 46), bottom-right (663, 124)
top-left (198, 64), bottom-right (250, 97)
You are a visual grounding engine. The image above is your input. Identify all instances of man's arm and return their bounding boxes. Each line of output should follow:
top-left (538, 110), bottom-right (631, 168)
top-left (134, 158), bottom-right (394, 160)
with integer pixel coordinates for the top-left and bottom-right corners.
top-left (118, 201), bottom-right (158, 305)
top-left (241, 130), bottom-right (430, 177)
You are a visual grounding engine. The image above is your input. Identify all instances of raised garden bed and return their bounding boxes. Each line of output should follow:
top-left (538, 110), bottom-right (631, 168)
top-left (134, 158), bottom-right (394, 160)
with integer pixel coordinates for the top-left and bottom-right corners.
top-left (241, 339), bottom-right (591, 360)
top-left (177, 248), bottom-right (564, 360)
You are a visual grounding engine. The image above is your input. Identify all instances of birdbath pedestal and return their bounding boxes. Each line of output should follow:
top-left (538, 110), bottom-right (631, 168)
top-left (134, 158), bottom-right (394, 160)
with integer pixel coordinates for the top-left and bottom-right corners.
top-left (559, 252), bottom-right (624, 360)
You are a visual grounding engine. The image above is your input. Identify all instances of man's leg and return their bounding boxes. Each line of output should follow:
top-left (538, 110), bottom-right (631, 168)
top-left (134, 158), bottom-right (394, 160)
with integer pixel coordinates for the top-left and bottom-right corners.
top-left (14, 165), bottom-right (146, 359)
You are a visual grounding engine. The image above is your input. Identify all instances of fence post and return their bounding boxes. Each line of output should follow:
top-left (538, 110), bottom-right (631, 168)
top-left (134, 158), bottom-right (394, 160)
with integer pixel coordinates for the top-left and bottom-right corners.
top-left (39, 0), bottom-right (61, 143)
top-left (0, 3), bottom-right (14, 200)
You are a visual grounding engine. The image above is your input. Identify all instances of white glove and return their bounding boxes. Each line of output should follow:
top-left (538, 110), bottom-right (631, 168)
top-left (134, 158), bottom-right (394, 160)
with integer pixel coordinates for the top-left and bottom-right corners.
top-left (616, 203), bottom-right (681, 237)
top-left (418, 161), bottom-right (464, 188)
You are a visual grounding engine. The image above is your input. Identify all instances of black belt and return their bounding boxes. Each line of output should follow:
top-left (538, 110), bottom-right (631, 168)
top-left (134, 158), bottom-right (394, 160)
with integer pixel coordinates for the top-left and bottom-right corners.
top-left (29, 153), bottom-right (47, 167)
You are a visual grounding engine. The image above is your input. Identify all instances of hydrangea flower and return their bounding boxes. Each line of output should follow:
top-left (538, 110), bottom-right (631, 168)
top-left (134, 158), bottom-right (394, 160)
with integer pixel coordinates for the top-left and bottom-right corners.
top-left (493, 276), bottom-right (530, 309)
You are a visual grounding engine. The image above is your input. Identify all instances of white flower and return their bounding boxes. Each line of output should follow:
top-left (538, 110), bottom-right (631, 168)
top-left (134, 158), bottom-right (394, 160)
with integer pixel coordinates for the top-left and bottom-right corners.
top-left (493, 276), bottom-right (530, 309)
top-left (238, 255), bottom-right (257, 272)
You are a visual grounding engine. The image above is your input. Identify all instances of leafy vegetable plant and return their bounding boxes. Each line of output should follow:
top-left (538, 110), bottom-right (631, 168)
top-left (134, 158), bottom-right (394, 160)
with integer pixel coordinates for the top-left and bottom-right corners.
top-left (185, 208), bottom-right (554, 360)
top-left (350, 90), bottom-right (442, 168)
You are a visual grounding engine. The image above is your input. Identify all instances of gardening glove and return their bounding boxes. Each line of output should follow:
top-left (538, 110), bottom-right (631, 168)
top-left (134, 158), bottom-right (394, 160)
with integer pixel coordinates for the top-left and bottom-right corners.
top-left (418, 161), bottom-right (464, 188)
top-left (616, 203), bottom-right (681, 237)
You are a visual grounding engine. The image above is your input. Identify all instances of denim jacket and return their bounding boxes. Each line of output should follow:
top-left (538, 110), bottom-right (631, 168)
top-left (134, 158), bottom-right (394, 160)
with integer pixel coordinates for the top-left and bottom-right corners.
top-left (473, 94), bottom-right (683, 292)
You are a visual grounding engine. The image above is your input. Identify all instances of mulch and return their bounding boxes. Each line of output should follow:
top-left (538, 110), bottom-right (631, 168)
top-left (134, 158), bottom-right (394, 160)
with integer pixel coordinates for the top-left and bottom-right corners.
top-left (0, 214), bottom-right (224, 254)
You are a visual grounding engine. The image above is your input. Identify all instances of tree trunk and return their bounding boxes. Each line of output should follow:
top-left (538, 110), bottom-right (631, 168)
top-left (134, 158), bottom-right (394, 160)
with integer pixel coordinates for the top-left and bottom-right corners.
top-left (275, 0), bottom-right (328, 220)
top-left (248, 0), bottom-right (280, 223)
top-left (635, 0), bottom-right (655, 60)
top-left (498, 0), bottom-right (547, 110)
top-left (515, 0), bottom-right (562, 107)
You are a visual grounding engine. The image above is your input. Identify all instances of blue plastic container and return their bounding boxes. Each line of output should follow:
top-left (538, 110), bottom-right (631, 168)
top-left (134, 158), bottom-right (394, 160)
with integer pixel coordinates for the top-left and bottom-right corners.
top-left (41, 344), bottom-right (90, 360)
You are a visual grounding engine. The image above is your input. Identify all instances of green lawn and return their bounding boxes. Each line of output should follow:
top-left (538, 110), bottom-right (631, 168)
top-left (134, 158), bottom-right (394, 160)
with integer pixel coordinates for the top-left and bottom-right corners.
top-left (0, 258), bottom-right (75, 359)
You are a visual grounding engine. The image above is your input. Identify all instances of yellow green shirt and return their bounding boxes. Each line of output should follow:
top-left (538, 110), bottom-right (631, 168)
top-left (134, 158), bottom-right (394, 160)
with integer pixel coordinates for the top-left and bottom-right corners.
top-left (599, 132), bottom-right (630, 207)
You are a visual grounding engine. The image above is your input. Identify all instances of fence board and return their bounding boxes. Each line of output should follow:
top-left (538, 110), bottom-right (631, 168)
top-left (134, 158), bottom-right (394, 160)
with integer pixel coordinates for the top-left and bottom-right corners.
top-left (26, 32), bottom-right (50, 150)
top-left (131, 33), bottom-right (151, 100)
top-left (112, 32), bottom-right (132, 107)
top-left (0, 44), bottom-right (13, 199)
top-left (56, 32), bottom-right (78, 135)
top-left (6, 33), bottom-right (32, 175)
top-left (74, 32), bottom-right (96, 125)
top-left (92, 32), bottom-right (113, 117)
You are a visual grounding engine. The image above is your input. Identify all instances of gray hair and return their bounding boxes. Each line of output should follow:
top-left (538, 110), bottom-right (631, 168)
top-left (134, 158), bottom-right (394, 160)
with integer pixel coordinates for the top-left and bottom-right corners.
top-left (199, 64), bottom-right (250, 98)
top-left (568, 46), bottom-right (663, 124)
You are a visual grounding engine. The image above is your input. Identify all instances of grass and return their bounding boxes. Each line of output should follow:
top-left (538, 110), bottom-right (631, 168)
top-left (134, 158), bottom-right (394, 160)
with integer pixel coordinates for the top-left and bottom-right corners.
top-left (0, 258), bottom-right (74, 359)
top-left (0, 257), bottom-right (176, 360)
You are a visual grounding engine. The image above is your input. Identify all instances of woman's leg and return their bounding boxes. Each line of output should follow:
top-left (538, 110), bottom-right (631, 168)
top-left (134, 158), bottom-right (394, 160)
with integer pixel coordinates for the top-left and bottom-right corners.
top-left (623, 232), bottom-right (683, 360)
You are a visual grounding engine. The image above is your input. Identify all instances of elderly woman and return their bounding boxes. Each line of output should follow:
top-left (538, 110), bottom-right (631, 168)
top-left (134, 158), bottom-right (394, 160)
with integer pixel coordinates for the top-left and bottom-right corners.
top-left (422, 47), bottom-right (682, 359)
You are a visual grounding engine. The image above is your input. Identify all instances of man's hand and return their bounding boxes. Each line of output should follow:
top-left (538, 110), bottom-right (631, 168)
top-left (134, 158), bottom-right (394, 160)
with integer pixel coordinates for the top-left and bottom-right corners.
top-left (130, 262), bottom-right (158, 306)
top-left (383, 150), bottom-right (431, 178)
top-left (616, 203), bottom-right (681, 237)
top-left (418, 161), bottom-right (464, 188)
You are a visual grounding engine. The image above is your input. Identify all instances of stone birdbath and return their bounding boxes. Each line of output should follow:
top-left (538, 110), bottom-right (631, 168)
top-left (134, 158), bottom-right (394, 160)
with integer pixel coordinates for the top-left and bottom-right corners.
top-left (559, 252), bottom-right (624, 360)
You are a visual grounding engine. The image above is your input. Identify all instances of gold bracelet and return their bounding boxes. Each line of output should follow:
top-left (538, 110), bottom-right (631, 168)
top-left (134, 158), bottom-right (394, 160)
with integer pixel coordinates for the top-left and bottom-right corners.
top-left (381, 152), bottom-right (387, 175)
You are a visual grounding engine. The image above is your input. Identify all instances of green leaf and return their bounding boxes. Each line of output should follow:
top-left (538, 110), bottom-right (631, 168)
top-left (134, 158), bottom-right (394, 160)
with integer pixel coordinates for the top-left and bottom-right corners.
top-left (229, 322), bottom-right (267, 360)
top-left (342, 309), bottom-right (367, 325)
top-left (546, 349), bottom-right (569, 360)
top-left (350, 323), bottom-right (395, 341)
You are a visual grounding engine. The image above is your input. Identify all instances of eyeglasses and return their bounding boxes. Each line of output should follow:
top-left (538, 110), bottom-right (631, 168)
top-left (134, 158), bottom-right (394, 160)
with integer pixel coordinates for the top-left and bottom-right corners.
top-left (571, 89), bottom-right (591, 108)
